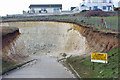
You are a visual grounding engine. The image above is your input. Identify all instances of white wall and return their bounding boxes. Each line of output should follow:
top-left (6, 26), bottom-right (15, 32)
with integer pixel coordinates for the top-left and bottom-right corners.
top-left (118, 1), bottom-right (120, 7)
top-left (86, 3), bottom-right (114, 11)
top-left (80, 0), bottom-right (114, 11)
top-left (29, 7), bottom-right (61, 14)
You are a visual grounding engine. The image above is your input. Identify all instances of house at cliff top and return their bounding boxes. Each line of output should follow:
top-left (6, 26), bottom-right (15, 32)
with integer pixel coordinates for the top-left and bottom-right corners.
top-left (80, 0), bottom-right (114, 11)
top-left (118, 1), bottom-right (120, 10)
top-left (27, 4), bottom-right (62, 14)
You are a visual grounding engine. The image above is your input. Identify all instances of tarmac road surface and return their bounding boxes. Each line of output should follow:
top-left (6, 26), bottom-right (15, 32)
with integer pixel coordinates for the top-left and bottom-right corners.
top-left (3, 54), bottom-right (75, 78)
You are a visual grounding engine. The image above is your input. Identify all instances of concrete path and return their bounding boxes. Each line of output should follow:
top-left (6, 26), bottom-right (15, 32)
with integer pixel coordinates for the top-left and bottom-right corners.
top-left (3, 54), bottom-right (75, 78)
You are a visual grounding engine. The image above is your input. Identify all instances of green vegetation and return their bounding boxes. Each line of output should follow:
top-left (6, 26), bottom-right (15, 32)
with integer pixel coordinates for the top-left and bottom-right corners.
top-left (116, 33), bottom-right (120, 38)
top-left (83, 16), bottom-right (118, 30)
top-left (55, 16), bottom-right (118, 31)
top-left (66, 48), bottom-right (119, 79)
top-left (2, 11), bottom-right (119, 32)
top-left (2, 59), bottom-right (16, 73)
top-left (62, 53), bottom-right (67, 58)
top-left (114, 7), bottom-right (119, 11)
top-left (2, 59), bottom-right (36, 74)
top-left (0, 59), bottom-right (2, 73)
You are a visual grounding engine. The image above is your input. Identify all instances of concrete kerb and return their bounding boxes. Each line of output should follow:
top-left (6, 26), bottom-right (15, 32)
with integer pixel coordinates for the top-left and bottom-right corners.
top-left (68, 63), bottom-right (82, 80)
top-left (1, 59), bottom-right (37, 75)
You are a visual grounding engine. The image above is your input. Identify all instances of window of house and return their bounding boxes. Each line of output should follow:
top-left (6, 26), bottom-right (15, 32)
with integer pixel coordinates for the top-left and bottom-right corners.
top-left (31, 8), bottom-right (35, 13)
top-left (89, 7), bottom-right (91, 10)
top-left (31, 8), bottom-right (35, 11)
top-left (54, 8), bottom-right (59, 11)
top-left (93, 6), bottom-right (98, 10)
top-left (108, 6), bottom-right (111, 11)
top-left (44, 8), bottom-right (46, 11)
top-left (57, 8), bottom-right (59, 11)
top-left (103, 6), bottom-right (106, 10)
top-left (41, 8), bottom-right (44, 11)
top-left (41, 8), bottom-right (46, 12)
top-left (54, 8), bottom-right (56, 11)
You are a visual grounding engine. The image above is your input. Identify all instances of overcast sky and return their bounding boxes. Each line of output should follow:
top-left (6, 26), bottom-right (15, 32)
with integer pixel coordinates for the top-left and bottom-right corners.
top-left (0, 0), bottom-right (119, 16)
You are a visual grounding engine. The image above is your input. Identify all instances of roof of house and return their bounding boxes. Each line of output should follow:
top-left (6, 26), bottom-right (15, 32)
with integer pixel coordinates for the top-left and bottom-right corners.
top-left (29, 4), bottom-right (62, 8)
top-left (71, 7), bottom-right (76, 11)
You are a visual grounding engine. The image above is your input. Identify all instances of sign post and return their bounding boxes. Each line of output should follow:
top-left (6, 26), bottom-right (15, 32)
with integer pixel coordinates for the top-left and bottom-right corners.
top-left (91, 53), bottom-right (108, 70)
top-left (92, 62), bottom-right (94, 70)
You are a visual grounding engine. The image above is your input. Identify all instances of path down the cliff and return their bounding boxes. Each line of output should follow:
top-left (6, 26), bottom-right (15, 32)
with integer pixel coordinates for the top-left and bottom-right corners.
top-left (3, 53), bottom-right (75, 78)
top-left (2, 21), bottom-right (87, 78)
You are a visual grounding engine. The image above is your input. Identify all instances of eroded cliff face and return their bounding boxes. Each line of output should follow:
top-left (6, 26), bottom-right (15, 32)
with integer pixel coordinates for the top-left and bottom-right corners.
top-left (0, 27), bottom-right (28, 72)
top-left (2, 22), bottom-right (88, 57)
top-left (74, 25), bottom-right (119, 53)
top-left (2, 21), bottom-right (119, 58)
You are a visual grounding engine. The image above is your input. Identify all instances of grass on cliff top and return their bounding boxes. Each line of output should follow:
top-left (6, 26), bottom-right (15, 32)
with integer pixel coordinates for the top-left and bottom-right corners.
top-left (55, 16), bottom-right (118, 32)
top-left (66, 48), bottom-right (119, 79)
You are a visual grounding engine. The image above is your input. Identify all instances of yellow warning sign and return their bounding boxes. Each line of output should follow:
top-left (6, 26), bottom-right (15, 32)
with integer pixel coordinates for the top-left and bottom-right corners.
top-left (91, 53), bottom-right (107, 61)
